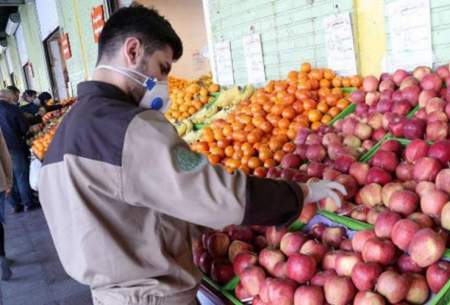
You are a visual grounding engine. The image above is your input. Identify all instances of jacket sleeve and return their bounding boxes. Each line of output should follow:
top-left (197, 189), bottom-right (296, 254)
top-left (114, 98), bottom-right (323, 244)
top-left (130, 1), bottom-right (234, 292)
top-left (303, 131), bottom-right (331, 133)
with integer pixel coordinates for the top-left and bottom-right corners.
top-left (14, 106), bottom-right (29, 135)
top-left (0, 131), bottom-right (13, 189)
top-left (121, 111), bottom-right (302, 230)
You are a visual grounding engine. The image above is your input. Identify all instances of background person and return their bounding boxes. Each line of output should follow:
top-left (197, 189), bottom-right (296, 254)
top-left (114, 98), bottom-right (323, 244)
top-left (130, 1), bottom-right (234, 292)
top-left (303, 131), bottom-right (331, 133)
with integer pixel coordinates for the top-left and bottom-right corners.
top-left (6, 86), bottom-right (20, 106)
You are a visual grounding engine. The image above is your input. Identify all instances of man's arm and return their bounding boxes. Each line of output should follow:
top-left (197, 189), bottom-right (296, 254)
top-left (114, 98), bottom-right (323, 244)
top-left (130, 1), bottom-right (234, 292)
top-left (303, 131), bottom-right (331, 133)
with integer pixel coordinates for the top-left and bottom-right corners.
top-left (121, 111), bottom-right (303, 230)
top-left (0, 130), bottom-right (13, 190)
top-left (14, 106), bottom-right (30, 136)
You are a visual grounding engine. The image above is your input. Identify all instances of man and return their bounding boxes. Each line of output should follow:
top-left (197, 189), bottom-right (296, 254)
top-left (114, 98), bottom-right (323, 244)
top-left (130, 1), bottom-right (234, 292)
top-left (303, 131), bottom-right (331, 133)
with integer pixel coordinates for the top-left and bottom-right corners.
top-left (0, 89), bottom-right (36, 213)
top-left (6, 86), bottom-right (20, 105)
top-left (0, 129), bottom-right (12, 280)
top-left (19, 90), bottom-right (41, 125)
top-left (39, 6), bottom-right (344, 305)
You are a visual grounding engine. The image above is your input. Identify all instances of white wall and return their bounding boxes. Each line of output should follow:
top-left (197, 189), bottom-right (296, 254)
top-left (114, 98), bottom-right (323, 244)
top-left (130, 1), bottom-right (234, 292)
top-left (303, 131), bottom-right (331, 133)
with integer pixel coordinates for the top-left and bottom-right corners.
top-left (137, 0), bottom-right (210, 79)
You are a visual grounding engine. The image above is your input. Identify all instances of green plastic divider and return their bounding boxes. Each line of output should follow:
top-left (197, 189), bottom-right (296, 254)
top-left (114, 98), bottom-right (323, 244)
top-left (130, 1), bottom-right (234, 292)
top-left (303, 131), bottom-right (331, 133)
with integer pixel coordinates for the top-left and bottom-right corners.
top-left (288, 220), bottom-right (305, 232)
top-left (407, 104), bottom-right (420, 118)
top-left (342, 87), bottom-right (357, 94)
top-left (359, 133), bottom-right (392, 162)
top-left (444, 249), bottom-right (450, 259)
top-left (319, 210), bottom-right (373, 231)
top-left (203, 276), bottom-right (243, 305)
top-left (430, 278), bottom-right (450, 305)
top-left (222, 276), bottom-right (240, 291)
top-left (328, 103), bottom-right (356, 126)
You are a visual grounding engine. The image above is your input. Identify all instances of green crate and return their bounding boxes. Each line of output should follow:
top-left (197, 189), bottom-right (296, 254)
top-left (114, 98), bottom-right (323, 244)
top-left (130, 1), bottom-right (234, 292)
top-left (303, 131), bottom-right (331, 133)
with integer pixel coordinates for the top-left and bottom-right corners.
top-left (328, 103), bottom-right (356, 126)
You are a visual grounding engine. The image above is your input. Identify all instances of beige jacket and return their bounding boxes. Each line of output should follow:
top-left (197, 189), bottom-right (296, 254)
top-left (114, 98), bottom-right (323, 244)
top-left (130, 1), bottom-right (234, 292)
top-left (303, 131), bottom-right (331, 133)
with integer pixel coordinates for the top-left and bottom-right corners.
top-left (0, 129), bottom-right (13, 193)
top-left (39, 82), bottom-right (302, 305)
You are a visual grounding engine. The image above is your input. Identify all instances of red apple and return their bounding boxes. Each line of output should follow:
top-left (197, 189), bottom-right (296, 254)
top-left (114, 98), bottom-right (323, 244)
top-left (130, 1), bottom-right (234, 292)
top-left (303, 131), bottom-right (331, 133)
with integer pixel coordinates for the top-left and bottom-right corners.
top-left (240, 266), bottom-right (266, 296)
top-left (322, 227), bottom-right (346, 247)
top-left (335, 252), bottom-right (362, 277)
top-left (405, 139), bottom-right (429, 163)
top-left (227, 225), bottom-right (254, 242)
top-left (352, 230), bottom-right (377, 253)
top-left (375, 211), bottom-right (401, 238)
top-left (420, 189), bottom-right (448, 217)
top-left (233, 252), bottom-right (258, 276)
top-left (322, 251), bottom-right (342, 270)
top-left (436, 168), bottom-right (450, 195)
top-left (362, 237), bottom-right (396, 265)
top-left (287, 254), bottom-right (317, 284)
top-left (376, 270), bottom-right (411, 304)
top-left (311, 223), bottom-right (326, 239)
top-left (266, 226), bottom-right (288, 248)
top-left (413, 157), bottom-right (442, 181)
top-left (406, 273), bottom-right (429, 304)
top-left (428, 140), bottom-right (450, 164)
top-left (415, 181), bottom-right (436, 197)
top-left (300, 240), bottom-right (328, 264)
top-left (280, 232), bottom-right (307, 256)
top-left (397, 254), bottom-right (423, 273)
top-left (207, 232), bottom-right (230, 258)
top-left (354, 291), bottom-right (386, 305)
top-left (408, 212), bottom-right (434, 228)
top-left (351, 205), bottom-right (369, 222)
top-left (228, 240), bottom-right (254, 263)
top-left (426, 261), bottom-right (450, 293)
top-left (355, 123), bottom-right (373, 140)
top-left (349, 162), bottom-right (369, 185)
top-left (211, 260), bottom-right (235, 284)
top-left (268, 278), bottom-right (296, 305)
top-left (339, 239), bottom-right (353, 251)
top-left (311, 270), bottom-right (337, 287)
top-left (273, 261), bottom-right (289, 279)
top-left (299, 203), bottom-right (318, 224)
top-left (367, 206), bottom-right (388, 225)
top-left (367, 167), bottom-right (392, 185)
top-left (381, 182), bottom-right (404, 207)
top-left (426, 121), bottom-right (448, 141)
top-left (441, 202), bottom-right (450, 230)
top-left (391, 219), bottom-right (421, 251)
top-left (199, 252), bottom-right (213, 274)
top-left (396, 162), bottom-right (414, 181)
top-left (254, 235), bottom-right (268, 251)
top-left (409, 228), bottom-right (446, 267)
top-left (351, 262), bottom-right (383, 291)
top-left (359, 183), bottom-right (383, 207)
top-left (235, 283), bottom-right (252, 301)
top-left (388, 190), bottom-right (419, 216)
top-left (294, 285), bottom-right (324, 305)
top-left (259, 248), bottom-right (285, 274)
top-left (324, 275), bottom-right (356, 305)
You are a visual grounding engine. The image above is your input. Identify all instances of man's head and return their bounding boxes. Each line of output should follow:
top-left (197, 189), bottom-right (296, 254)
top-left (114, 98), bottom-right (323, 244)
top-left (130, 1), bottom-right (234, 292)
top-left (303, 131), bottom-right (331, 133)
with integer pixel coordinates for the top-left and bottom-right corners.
top-left (0, 89), bottom-right (15, 103)
top-left (7, 86), bottom-right (20, 103)
top-left (38, 92), bottom-right (52, 105)
top-left (94, 5), bottom-right (182, 103)
top-left (23, 90), bottom-right (37, 103)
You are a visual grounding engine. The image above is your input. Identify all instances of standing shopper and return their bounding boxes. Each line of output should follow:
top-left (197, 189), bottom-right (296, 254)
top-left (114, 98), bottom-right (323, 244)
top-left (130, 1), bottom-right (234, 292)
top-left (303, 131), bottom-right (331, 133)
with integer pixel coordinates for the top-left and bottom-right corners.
top-left (6, 86), bottom-right (20, 106)
top-left (0, 89), bottom-right (36, 212)
top-left (39, 6), bottom-right (345, 305)
top-left (0, 129), bottom-right (13, 280)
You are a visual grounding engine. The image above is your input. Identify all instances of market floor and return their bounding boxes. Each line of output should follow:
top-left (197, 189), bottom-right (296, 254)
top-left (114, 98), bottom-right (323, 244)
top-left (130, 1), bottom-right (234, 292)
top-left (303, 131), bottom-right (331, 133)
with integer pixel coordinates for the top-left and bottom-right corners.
top-left (0, 208), bottom-right (93, 305)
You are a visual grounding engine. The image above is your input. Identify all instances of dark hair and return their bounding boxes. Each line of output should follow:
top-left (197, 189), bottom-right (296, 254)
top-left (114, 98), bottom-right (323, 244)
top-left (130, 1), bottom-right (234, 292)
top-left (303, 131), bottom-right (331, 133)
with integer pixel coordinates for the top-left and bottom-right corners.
top-left (24, 89), bottom-right (37, 97)
top-left (7, 85), bottom-right (19, 94)
top-left (38, 92), bottom-right (52, 103)
top-left (97, 5), bottom-right (183, 63)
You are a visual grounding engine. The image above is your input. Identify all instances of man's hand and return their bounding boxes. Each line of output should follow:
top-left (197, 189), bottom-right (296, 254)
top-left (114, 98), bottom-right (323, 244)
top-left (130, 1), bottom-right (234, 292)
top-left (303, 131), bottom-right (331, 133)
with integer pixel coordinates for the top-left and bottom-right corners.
top-left (300, 180), bottom-right (347, 207)
top-left (4, 187), bottom-right (11, 198)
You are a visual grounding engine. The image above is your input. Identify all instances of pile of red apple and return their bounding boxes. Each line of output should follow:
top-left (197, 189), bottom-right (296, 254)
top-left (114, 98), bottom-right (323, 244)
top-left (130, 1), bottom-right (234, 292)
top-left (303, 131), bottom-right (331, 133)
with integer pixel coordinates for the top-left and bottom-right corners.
top-left (195, 221), bottom-right (450, 305)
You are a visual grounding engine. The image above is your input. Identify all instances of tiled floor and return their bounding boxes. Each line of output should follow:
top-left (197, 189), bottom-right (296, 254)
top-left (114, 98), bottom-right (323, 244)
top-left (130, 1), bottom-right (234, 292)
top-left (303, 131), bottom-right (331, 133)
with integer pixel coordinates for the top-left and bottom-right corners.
top-left (0, 208), bottom-right (93, 305)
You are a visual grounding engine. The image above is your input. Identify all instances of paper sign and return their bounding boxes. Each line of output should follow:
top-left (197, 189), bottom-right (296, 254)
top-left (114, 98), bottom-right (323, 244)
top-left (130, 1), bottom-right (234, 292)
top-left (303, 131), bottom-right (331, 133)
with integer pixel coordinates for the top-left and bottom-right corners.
top-left (386, 0), bottom-right (432, 71)
top-left (214, 41), bottom-right (234, 85)
top-left (324, 13), bottom-right (357, 76)
top-left (243, 33), bottom-right (266, 84)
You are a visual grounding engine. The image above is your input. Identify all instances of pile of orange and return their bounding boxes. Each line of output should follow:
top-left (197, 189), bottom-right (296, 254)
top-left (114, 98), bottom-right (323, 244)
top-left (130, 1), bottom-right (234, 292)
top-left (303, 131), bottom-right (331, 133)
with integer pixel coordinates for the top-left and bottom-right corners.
top-left (191, 63), bottom-right (362, 175)
top-left (168, 76), bottom-right (189, 94)
top-left (166, 75), bottom-right (220, 122)
top-left (31, 126), bottom-right (57, 160)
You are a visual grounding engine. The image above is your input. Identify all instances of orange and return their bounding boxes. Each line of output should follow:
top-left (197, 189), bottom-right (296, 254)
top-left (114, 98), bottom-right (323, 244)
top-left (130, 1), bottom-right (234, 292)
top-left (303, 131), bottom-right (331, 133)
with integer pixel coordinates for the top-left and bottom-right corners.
top-left (248, 157), bottom-right (262, 170)
top-left (254, 167), bottom-right (267, 178)
top-left (259, 147), bottom-right (273, 161)
top-left (224, 146), bottom-right (234, 157)
top-left (274, 150), bottom-right (286, 162)
top-left (282, 142), bottom-right (296, 153)
top-left (337, 98), bottom-right (350, 110)
top-left (292, 101), bottom-right (304, 114)
top-left (324, 69), bottom-right (336, 80)
top-left (278, 118), bottom-right (291, 129)
top-left (325, 95), bottom-right (338, 106)
top-left (351, 76), bottom-right (363, 88)
top-left (317, 101), bottom-right (329, 113)
top-left (321, 114), bottom-right (332, 124)
top-left (308, 109), bottom-right (323, 122)
top-left (303, 99), bottom-right (317, 111)
top-left (287, 71), bottom-right (298, 81)
top-left (320, 79), bottom-right (331, 88)
top-left (269, 138), bottom-right (283, 151)
top-left (342, 77), bottom-right (351, 87)
top-left (311, 121), bottom-right (322, 130)
top-left (328, 106), bottom-right (340, 117)
top-left (264, 158), bottom-right (277, 168)
top-left (300, 62), bottom-right (312, 73)
top-left (208, 154), bottom-right (220, 165)
top-left (282, 107), bottom-right (296, 120)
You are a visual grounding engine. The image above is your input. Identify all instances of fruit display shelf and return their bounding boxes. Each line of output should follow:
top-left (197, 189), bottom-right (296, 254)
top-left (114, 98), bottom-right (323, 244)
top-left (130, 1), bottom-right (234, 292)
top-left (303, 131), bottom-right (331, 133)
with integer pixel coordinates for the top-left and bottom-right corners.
top-left (201, 214), bottom-right (450, 305)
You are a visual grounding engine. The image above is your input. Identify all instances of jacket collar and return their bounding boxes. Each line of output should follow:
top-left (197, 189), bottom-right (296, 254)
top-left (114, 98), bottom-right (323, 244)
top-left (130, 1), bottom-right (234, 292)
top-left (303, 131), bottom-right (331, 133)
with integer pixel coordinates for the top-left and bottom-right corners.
top-left (77, 81), bottom-right (137, 105)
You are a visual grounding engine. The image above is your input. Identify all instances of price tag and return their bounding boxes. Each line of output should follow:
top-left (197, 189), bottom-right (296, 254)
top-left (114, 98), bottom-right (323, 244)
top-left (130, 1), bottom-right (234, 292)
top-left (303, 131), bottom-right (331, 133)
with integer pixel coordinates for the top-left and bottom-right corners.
top-left (214, 41), bottom-right (234, 86)
top-left (243, 33), bottom-right (266, 84)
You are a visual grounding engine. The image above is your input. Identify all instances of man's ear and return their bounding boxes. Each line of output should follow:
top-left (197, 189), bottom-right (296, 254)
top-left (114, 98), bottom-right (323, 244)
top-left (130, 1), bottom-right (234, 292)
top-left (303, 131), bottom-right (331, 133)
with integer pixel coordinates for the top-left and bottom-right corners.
top-left (122, 37), bottom-right (144, 68)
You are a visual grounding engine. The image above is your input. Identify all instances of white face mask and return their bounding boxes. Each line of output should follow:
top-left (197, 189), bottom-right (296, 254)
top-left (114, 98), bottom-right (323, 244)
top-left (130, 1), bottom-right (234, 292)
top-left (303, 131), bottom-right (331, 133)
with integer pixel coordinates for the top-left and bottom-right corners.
top-left (96, 65), bottom-right (170, 112)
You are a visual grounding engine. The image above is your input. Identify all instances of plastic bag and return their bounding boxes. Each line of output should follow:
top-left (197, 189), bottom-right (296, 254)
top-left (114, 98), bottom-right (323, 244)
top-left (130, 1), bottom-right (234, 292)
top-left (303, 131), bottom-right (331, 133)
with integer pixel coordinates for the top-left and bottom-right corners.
top-left (29, 156), bottom-right (42, 192)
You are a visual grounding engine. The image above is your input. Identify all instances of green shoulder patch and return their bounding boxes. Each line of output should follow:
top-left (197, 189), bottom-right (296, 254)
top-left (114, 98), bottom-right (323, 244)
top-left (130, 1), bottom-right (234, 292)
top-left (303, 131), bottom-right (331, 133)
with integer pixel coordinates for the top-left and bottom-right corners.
top-left (173, 145), bottom-right (206, 172)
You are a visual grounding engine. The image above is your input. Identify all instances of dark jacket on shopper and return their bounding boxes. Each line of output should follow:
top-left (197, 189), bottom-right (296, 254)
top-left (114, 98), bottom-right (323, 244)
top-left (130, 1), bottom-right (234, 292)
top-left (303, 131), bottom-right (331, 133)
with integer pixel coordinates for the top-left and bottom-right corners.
top-left (38, 81), bottom-right (303, 305)
top-left (0, 100), bottom-right (29, 151)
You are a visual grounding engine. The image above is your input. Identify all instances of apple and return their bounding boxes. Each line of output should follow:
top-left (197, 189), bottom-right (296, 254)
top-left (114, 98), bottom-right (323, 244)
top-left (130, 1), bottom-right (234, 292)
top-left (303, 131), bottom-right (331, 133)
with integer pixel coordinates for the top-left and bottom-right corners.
top-left (351, 262), bottom-right (382, 291)
top-left (259, 248), bottom-right (285, 274)
top-left (408, 212), bottom-right (434, 228)
top-left (376, 270), bottom-right (411, 304)
top-left (266, 226), bottom-right (288, 248)
top-left (227, 225), bottom-right (254, 242)
top-left (233, 252), bottom-right (258, 276)
top-left (199, 252), bottom-right (214, 274)
top-left (311, 269), bottom-right (337, 287)
top-left (322, 251), bottom-right (342, 270)
top-left (352, 230), bottom-right (376, 253)
top-left (335, 252), bottom-right (362, 277)
top-left (388, 190), bottom-right (418, 216)
top-left (375, 211), bottom-right (401, 238)
top-left (426, 261), bottom-right (450, 293)
top-left (254, 235), bottom-right (268, 251)
top-left (367, 206), bottom-right (388, 225)
top-left (273, 261), bottom-right (289, 279)
top-left (287, 254), bottom-right (317, 284)
top-left (324, 275), bottom-right (356, 305)
top-left (359, 183), bottom-right (383, 207)
top-left (300, 240), bottom-right (328, 264)
top-left (413, 157), bottom-right (442, 182)
top-left (240, 266), bottom-right (266, 296)
top-left (441, 202), bottom-right (450, 230)
top-left (406, 273), bottom-right (429, 304)
top-left (415, 181), bottom-right (436, 197)
top-left (311, 223), bottom-right (326, 239)
top-left (362, 237), bottom-right (397, 265)
top-left (267, 278), bottom-right (296, 305)
top-left (367, 167), bottom-right (392, 185)
top-left (396, 162), bottom-right (414, 181)
top-left (339, 239), bottom-right (353, 251)
top-left (228, 240), bottom-right (254, 263)
top-left (259, 278), bottom-right (273, 303)
top-left (391, 219), bottom-right (420, 251)
top-left (211, 260), bottom-right (234, 284)
top-left (299, 203), bottom-right (318, 224)
top-left (349, 162), bottom-right (369, 185)
top-left (371, 150), bottom-right (398, 172)
top-left (351, 205), bottom-right (369, 222)
top-left (280, 232), bottom-right (307, 256)
top-left (381, 182), bottom-right (404, 207)
top-left (436, 168), bottom-right (450, 195)
top-left (252, 296), bottom-right (268, 305)
top-left (235, 283), bottom-right (252, 301)
top-left (207, 232), bottom-right (230, 258)
top-left (409, 228), bottom-right (446, 267)
top-left (420, 189), bottom-right (448, 217)
top-left (294, 285), bottom-right (324, 305)
top-left (322, 227), bottom-right (346, 247)
top-left (397, 254), bottom-right (423, 273)
top-left (354, 291), bottom-right (386, 305)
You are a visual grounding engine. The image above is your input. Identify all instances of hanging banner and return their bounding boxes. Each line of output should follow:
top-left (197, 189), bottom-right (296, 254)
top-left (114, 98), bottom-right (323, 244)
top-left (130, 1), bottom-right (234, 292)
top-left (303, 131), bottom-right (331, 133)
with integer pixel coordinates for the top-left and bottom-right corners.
top-left (386, 0), bottom-right (432, 71)
top-left (242, 33), bottom-right (266, 84)
top-left (324, 13), bottom-right (357, 76)
top-left (214, 40), bottom-right (234, 85)
top-left (91, 5), bottom-right (105, 43)
top-left (60, 33), bottom-right (72, 60)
